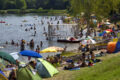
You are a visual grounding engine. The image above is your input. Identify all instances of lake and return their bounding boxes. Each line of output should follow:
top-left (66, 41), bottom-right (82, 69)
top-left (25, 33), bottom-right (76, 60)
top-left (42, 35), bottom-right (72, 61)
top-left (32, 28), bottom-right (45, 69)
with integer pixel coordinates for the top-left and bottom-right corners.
top-left (0, 13), bottom-right (79, 58)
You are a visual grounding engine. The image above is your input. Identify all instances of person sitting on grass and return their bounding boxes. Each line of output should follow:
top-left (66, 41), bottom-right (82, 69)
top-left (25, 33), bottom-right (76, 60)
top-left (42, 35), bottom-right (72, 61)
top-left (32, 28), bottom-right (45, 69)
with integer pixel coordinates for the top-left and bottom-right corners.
top-left (75, 59), bottom-right (83, 67)
top-left (8, 69), bottom-right (17, 80)
top-left (88, 60), bottom-right (94, 67)
top-left (64, 62), bottom-right (75, 70)
top-left (80, 61), bottom-right (87, 67)
top-left (90, 51), bottom-right (95, 62)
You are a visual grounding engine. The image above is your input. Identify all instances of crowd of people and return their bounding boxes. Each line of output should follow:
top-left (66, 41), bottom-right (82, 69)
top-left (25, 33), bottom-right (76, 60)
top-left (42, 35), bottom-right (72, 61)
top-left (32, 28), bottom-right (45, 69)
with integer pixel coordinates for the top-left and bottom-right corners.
top-left (2, 16), bottom-right (66, 53)
top-left (1, 15), bottom-right (120, 80)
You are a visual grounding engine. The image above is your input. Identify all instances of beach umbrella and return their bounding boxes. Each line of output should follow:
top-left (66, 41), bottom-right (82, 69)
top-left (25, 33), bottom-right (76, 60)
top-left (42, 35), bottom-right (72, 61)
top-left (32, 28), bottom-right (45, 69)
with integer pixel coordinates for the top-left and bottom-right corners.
top-left (20, 50), bottom-right (42, 58)
top-left (46, 46), bottom-right (64, 52)
top-left (0, 52), bottom-right (16, 64)
top-left (105, 29), bottom-right (113, 33)
top-left (99, 29), bottom-right (113, 36)
top-left (10, 52), bottom-right (38, 64)
top-left (40, 48), bottom-right (57, 53)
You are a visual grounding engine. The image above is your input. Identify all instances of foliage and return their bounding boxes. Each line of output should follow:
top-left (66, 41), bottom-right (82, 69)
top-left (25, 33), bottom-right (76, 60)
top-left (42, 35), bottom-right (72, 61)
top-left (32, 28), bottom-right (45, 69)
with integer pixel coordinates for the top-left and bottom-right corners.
top-left (0, 0), bottom-right (8, 9)
top-left (70, 0), bottom-right (120, 26)
top-left (0, 0), bottom-right (70, 10)
top-left (5, 0), bottom-right (16, 9)
top-left (16, 0), bottom-right (27, 9)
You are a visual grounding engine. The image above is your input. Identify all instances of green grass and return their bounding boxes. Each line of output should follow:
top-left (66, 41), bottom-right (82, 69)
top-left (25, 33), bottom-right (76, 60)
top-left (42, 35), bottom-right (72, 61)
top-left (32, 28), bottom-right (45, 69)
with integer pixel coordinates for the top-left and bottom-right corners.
top-left (74, 53), bottom-right (120, 80)
top-left (44, 53), bottom-right (120, 80)
top-left (61, 51), bottom-right (80, 57)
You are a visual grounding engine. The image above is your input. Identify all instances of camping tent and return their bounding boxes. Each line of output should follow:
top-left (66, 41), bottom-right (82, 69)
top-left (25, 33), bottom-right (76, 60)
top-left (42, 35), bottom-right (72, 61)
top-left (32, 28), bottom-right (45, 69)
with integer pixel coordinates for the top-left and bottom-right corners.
top-left (107, 42), bottom-right (120, 53)
top-left (36, 58), bottom-right (59, 78)
top-left (0, 52), bottom-right (16, 64)
top-left (10, 52), bottom-right (19, 60)
top-left (10, 52), bottom-right (38, 64)
top-left (17, 66), bottom-right (42, 80)
top-left (0, 69), bottom-right (8, 80)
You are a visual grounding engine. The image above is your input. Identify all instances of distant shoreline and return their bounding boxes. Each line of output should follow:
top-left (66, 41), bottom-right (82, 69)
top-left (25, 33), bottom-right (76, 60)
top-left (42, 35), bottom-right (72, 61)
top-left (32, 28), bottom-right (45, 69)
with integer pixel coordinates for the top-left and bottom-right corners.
top-left (0, 9), bottom-right (67, 15)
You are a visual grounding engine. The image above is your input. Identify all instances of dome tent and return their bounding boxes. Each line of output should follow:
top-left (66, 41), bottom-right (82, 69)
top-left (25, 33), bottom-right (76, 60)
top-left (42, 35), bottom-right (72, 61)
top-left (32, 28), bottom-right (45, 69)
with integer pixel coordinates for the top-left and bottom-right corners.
top-left (0, 69), bottom-right (8, 80)
top-left (36, 58), bottom-right (59, 78)
top-left (17, 66), bottom-right (42, 80)
top-left (107, 42), bottom-right (120, 53)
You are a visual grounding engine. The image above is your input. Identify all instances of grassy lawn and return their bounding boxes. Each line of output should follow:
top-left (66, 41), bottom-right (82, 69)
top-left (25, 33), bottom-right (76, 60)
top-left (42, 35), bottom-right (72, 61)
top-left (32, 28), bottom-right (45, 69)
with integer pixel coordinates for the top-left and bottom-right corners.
top-left (61, 51), bottom-right (81, 57)
top-left (74, 53), bottom-right (120, 80)
top-left (44, 53), bottom-right (120, 80)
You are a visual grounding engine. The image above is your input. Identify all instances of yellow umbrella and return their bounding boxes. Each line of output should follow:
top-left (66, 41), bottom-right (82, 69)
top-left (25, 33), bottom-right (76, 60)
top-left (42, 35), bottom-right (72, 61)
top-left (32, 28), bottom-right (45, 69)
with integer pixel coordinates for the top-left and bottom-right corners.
top-left (40, 48), bottom-right (57, 53)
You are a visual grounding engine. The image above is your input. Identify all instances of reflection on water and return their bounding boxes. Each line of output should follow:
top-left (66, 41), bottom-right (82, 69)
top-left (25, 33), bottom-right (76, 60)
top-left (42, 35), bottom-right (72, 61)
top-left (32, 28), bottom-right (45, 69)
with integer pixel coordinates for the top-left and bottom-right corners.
top-left (0, 14), bottom-right (79, 58)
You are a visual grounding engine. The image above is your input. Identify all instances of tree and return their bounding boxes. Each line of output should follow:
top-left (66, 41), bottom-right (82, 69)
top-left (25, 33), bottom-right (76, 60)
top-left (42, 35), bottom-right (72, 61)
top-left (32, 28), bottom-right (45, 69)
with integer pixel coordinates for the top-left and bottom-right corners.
top-left (0, 0), bottom-right (70, 10)
top-left (35, 0), bottom-right (49, 9)
top-left (70, 0), bottom-right (120, 31)
top-left (71, 0), bottom-right (120, 21)
top-left (70, 0), bottom-right (96, 34)
top-left (16, 0), bottom-right (27, 9)
top-left (0, 0), bottom-right (8, 9)
top-left (25, 0), bottom-right (36, 9)
top-left (5, 0), bottom-right (16, 9)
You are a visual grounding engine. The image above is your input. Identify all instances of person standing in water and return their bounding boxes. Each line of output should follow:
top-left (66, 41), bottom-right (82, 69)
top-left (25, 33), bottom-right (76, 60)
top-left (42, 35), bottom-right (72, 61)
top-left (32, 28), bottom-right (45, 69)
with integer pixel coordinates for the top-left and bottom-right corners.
top-left (36, 45), bottom-right (40, 53)
top-left (11, 40), bottom-right (15, 45)
top-left (40, 41), bottom-right (43, 47)
top-left (30, 39), bottom-right (34, 50)
top-left (20, 39), bottom-right (25, 51)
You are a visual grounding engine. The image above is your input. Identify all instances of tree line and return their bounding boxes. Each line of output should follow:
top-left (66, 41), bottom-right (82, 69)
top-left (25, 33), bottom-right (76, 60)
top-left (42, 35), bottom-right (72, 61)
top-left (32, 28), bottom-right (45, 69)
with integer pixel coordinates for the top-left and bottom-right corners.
top-left (70, 0), bottom-right (120, 19)
top-left (0, 0), bottom-right (70, 10)
top-left (70, 0), bottom-right (120, 24)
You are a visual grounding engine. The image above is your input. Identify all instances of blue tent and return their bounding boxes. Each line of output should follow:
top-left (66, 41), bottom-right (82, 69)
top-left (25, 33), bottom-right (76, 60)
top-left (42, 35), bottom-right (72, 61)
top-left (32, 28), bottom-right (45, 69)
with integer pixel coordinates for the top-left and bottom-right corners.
top-left (20, 50), bottom-right (42, 58)
top-left (0, 70), bottom-right (6, 77)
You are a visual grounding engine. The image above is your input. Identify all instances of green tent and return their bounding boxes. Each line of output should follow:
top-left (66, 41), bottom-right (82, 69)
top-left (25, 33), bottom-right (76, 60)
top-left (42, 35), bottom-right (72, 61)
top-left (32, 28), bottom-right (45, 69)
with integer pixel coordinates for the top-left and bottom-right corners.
top-left (36, 58), bottom-right (59, 78)
top-left (17, 66), bottom-right (42, 80)
top-left (0, 52), bottom-right (16, 64)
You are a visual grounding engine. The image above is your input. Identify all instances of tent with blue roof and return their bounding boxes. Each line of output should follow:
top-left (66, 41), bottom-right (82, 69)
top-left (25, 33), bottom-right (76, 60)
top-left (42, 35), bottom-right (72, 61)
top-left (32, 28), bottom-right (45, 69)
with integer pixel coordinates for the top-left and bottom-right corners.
top-left (0, 69), bottom-right (8, 80)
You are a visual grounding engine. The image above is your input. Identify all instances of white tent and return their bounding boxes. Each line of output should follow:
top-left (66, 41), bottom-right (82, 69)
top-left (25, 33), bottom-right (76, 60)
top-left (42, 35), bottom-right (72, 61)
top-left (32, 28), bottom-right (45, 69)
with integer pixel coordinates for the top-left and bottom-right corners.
top-left (81, 39), bottom-right (96, 45)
